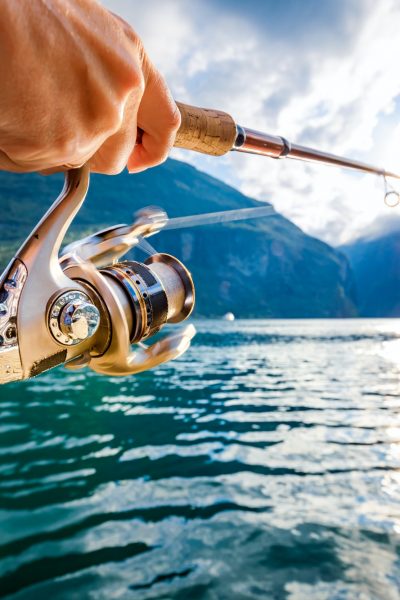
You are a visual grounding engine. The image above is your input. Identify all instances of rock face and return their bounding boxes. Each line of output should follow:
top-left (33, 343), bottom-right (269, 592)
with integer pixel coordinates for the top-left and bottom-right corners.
top-left (341, 223), bottom-right (400, 317)
top-left (0, 159), bottom-right (357, 318)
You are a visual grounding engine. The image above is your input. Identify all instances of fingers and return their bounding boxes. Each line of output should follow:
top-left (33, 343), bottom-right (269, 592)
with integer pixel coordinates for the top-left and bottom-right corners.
top-left (127, 67), bottom-right (181, 173)
top-left (0, 13), bottom-right (178, 177)
top-left (89, 85), bottom-right (143, 175)
top-left (87, 17), bottom-right (179, 176)
top-left (3, 83), bottom-right (143, 175)
top-left (0, 150), bottom-right (30, 173)
top-left (0, 74), bottom-right (168, 177)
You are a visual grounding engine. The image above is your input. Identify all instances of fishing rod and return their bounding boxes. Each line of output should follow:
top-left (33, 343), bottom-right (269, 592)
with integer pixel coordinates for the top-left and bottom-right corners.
top-left (174, 102), bottom-right (400, 185)
top-left (0, 102), bottom-right (399, 385)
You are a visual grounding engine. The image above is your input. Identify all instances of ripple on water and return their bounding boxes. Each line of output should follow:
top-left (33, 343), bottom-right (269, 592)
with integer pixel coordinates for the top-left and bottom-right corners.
top-left (0, 319), bottom-right (399, 599)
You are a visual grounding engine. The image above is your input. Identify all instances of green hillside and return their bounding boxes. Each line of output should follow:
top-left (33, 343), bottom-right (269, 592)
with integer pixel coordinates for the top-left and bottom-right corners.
top-left (0, 159), bottom-right (356, 317)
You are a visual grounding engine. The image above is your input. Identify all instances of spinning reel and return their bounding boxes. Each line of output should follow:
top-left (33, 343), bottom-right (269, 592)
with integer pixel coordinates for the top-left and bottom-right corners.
top-left (1, 102), bottom-right (398, 385)
top-left (0, 166), bottom-right (195, 384)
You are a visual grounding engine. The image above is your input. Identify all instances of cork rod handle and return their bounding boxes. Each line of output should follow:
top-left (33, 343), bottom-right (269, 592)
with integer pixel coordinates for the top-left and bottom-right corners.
top-left (174, 102), bottom-right (237, 156)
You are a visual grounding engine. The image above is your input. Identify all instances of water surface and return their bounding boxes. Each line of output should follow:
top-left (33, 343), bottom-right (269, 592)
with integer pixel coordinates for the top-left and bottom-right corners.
top-left (0, 319), bottom-right (400, 599)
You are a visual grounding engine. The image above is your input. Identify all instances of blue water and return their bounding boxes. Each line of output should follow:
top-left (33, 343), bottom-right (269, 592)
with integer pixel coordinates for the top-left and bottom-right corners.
top-left (0, 319), bottom-right (400, 599)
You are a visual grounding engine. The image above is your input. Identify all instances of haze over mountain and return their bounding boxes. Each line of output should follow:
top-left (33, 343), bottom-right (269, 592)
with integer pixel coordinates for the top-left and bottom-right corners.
top-left (0, 159), bottom-right (356, 318)
top-left (341, 216), bottom-right (400, 317)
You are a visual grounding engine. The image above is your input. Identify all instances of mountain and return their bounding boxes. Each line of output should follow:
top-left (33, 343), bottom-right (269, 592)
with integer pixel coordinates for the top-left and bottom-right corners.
top-left (341, 219), bottom-right (400, 317)
top-left (0, 159), bottom-right (357, 318)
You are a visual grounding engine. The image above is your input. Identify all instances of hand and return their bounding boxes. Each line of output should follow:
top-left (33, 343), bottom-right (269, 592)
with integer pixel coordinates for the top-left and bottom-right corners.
top-left (0, 0), bottom-right (180, 174)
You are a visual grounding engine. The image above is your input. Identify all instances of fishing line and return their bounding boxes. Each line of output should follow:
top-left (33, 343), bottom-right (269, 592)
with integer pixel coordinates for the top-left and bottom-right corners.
top-left (163, 205), bottom-right (276, 231)
top-left (135, 205), bottom-right (276, 256)
top-left (137, 236), bottom-right (158, 255)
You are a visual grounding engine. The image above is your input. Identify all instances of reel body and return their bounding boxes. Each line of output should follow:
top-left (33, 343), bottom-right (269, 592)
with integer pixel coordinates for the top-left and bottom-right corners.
top-left (0, 166), bottom-right (195, 384)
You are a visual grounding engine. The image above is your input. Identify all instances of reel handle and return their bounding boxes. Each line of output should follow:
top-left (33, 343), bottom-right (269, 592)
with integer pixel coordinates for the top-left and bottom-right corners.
top-left (174, 101), bottom-right (237, 156)
top-left (85, 323), bottom-right (196, 376)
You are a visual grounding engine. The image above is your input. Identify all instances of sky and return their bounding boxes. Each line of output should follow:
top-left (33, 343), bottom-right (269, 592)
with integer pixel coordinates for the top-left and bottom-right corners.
top-left (104, 0), bottom-right (400, 245)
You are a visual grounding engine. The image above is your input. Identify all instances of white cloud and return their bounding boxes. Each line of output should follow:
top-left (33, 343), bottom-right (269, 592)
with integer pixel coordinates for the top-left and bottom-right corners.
top-left (103, 0), bottom-right (400, 245)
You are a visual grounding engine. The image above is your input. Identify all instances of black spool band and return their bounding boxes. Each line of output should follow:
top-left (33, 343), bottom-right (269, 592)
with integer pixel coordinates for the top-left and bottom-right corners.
top-left (101, 261), bottom-right (168, 343)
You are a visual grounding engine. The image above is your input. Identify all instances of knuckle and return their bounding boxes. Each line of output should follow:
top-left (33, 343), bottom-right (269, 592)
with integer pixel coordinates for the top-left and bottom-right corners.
top-left (85, 107), bottom-right (122, 143)
top-left (105, 162), bottom-right (126, 175)
top-left (102, 110), bottom-right (124, 137)
top-left (168, 104), bottom-right (182, 132)
top-left (57, 135), bottom-right (88, 165)
top-left (90, 154), bottom-right (127, 176)
top-left (119, 63), bottom-right (145, 97)
top-left (90, 96), bottom-right (125, 136)
top-left (90, 71), bottom-right (144, 138)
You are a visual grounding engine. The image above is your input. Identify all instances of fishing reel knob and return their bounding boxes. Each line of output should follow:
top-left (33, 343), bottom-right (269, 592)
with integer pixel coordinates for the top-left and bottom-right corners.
top-left (49, 291), bottom-right (101, 346)
top-left (60, 299), bottom-right (100, 342)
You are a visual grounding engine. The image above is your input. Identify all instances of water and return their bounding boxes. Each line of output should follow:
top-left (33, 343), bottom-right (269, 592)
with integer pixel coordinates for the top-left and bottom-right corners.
top-left (0, 319), bottom-right (400, 600)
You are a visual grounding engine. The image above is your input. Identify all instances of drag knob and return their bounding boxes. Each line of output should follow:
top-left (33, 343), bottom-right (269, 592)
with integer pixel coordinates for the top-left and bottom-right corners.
top-left (60, 300), bottom-right (100, 341)
top-left (49, 291), bottom-right (101, 346)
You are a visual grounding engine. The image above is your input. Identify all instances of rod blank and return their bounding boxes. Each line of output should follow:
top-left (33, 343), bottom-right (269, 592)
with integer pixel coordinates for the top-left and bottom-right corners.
top-left (174, 102), bottom-right (400, 181)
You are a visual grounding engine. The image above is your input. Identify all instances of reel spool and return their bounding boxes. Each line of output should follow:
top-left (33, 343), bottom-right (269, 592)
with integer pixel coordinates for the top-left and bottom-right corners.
top-left (0, 166), bottom-right (195, 384)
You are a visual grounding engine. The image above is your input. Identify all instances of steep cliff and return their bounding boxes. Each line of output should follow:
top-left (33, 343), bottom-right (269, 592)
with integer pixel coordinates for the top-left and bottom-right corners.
top-left (0, 159), bottom-right (357, 317)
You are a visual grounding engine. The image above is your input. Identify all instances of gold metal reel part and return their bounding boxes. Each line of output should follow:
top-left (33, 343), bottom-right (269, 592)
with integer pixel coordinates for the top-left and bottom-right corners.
top-left (0, 164), bottom-right (196, 383)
